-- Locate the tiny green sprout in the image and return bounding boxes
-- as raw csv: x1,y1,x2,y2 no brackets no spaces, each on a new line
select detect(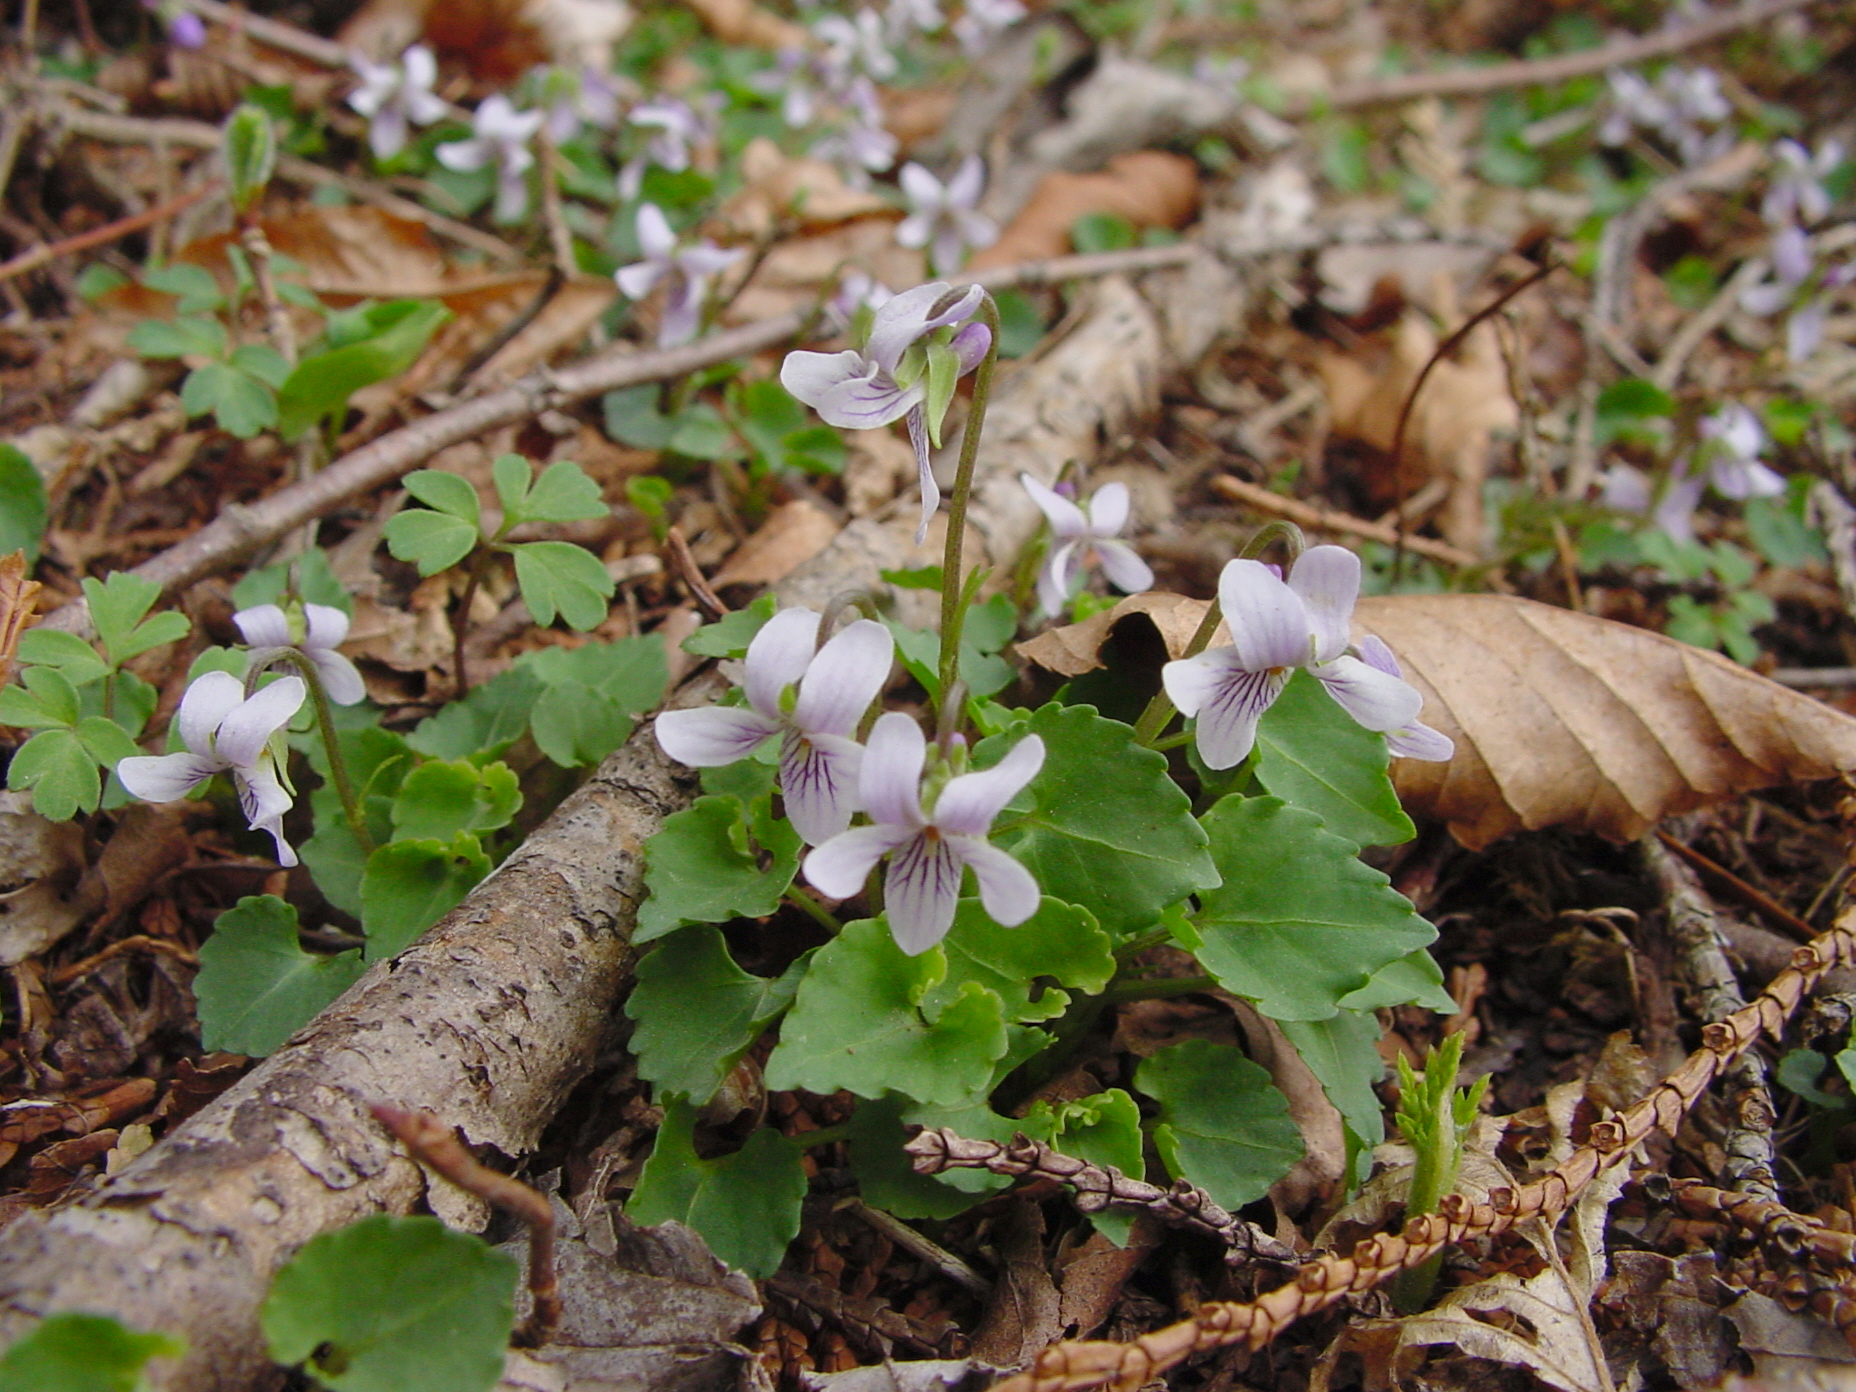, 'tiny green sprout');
224,104,277,219
1392,1030,1489,1311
